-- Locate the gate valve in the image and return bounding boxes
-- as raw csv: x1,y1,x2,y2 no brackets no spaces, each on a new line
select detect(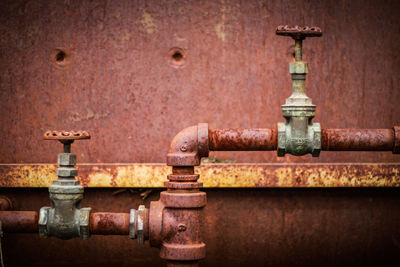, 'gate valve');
39,130,91,240
276,25,322,157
